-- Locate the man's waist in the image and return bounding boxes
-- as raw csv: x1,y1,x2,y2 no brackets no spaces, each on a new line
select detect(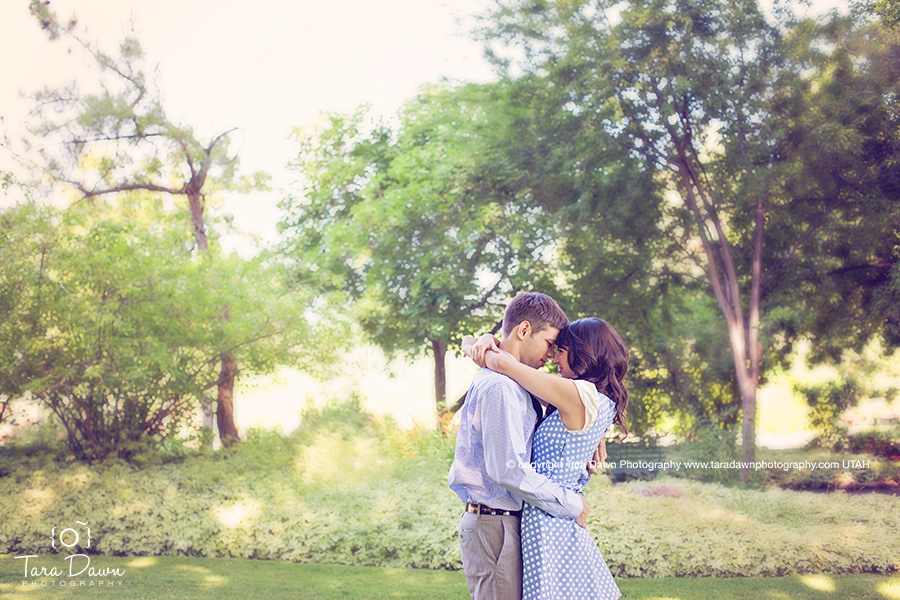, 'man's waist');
465,502,522,517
